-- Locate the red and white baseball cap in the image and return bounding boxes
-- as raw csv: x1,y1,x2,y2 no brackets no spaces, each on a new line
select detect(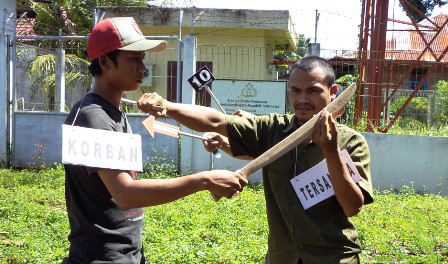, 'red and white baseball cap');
86,17,167,62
